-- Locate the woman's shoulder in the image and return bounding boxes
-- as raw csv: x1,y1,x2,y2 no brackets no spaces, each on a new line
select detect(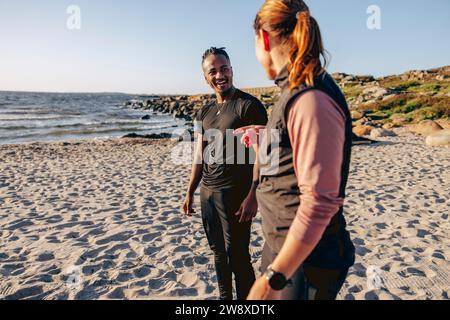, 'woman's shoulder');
290,89,346,120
